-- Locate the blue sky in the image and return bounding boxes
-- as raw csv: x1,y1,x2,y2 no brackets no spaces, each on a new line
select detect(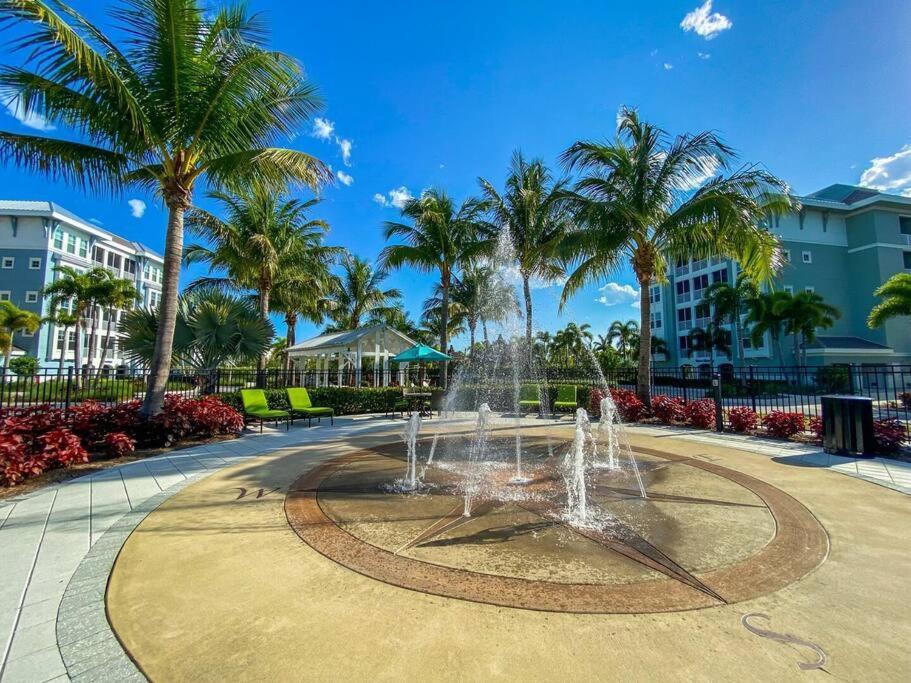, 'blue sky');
2,0,910,346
